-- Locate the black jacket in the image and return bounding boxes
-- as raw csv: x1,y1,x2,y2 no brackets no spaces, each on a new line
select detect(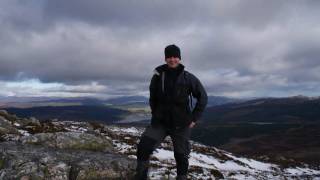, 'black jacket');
149,63,208,129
